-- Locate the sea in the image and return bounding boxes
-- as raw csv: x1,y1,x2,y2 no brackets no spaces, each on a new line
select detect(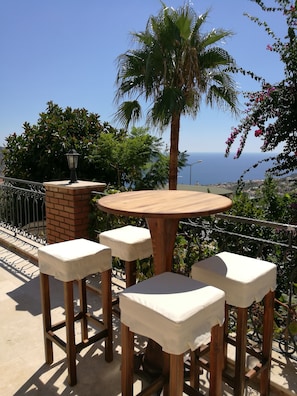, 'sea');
178,152,284,185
